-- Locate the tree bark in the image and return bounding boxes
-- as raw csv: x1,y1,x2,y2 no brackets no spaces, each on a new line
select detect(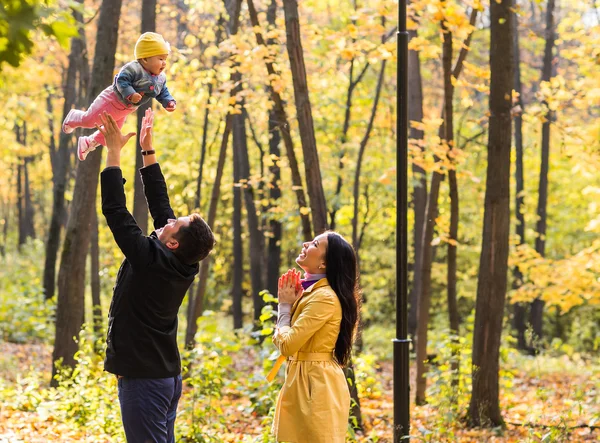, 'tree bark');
239,108,266,322
247,0,312,240
52,0,123,386
438,10,461,393
23,156,35,240
15,125,35,247
43,4,85,300
16,160,23,247
511,4,529,352
195,17,225,212
468,0,513,426
90,204,102,341
352,57,386,251
530,0,556,344
265,0,282,298
132,0,157,235
414,6,478,405
185,115,233,348
175,0,189,48
232,116,244,329
282,0,328,234
0,191,9,256
345,360,363,431
407,24,427,339
330,0,361,230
